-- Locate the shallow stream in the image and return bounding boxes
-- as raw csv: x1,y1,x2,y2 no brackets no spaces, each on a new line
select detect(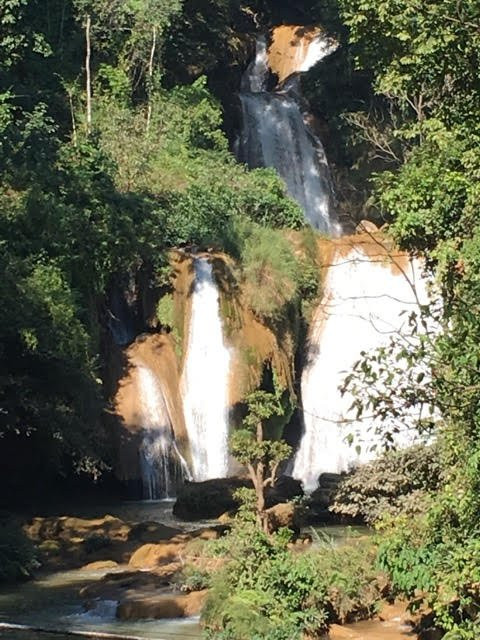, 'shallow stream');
0,502,409,640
